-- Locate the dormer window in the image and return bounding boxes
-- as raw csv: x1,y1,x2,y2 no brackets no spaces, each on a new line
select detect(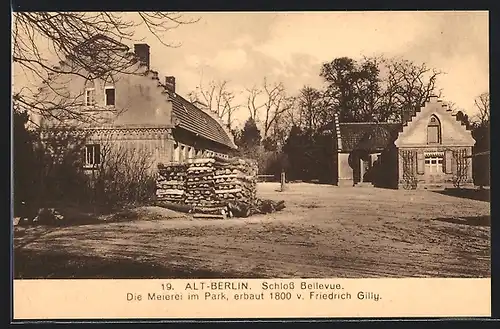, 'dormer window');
105,86,115,106
427,115,441,144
